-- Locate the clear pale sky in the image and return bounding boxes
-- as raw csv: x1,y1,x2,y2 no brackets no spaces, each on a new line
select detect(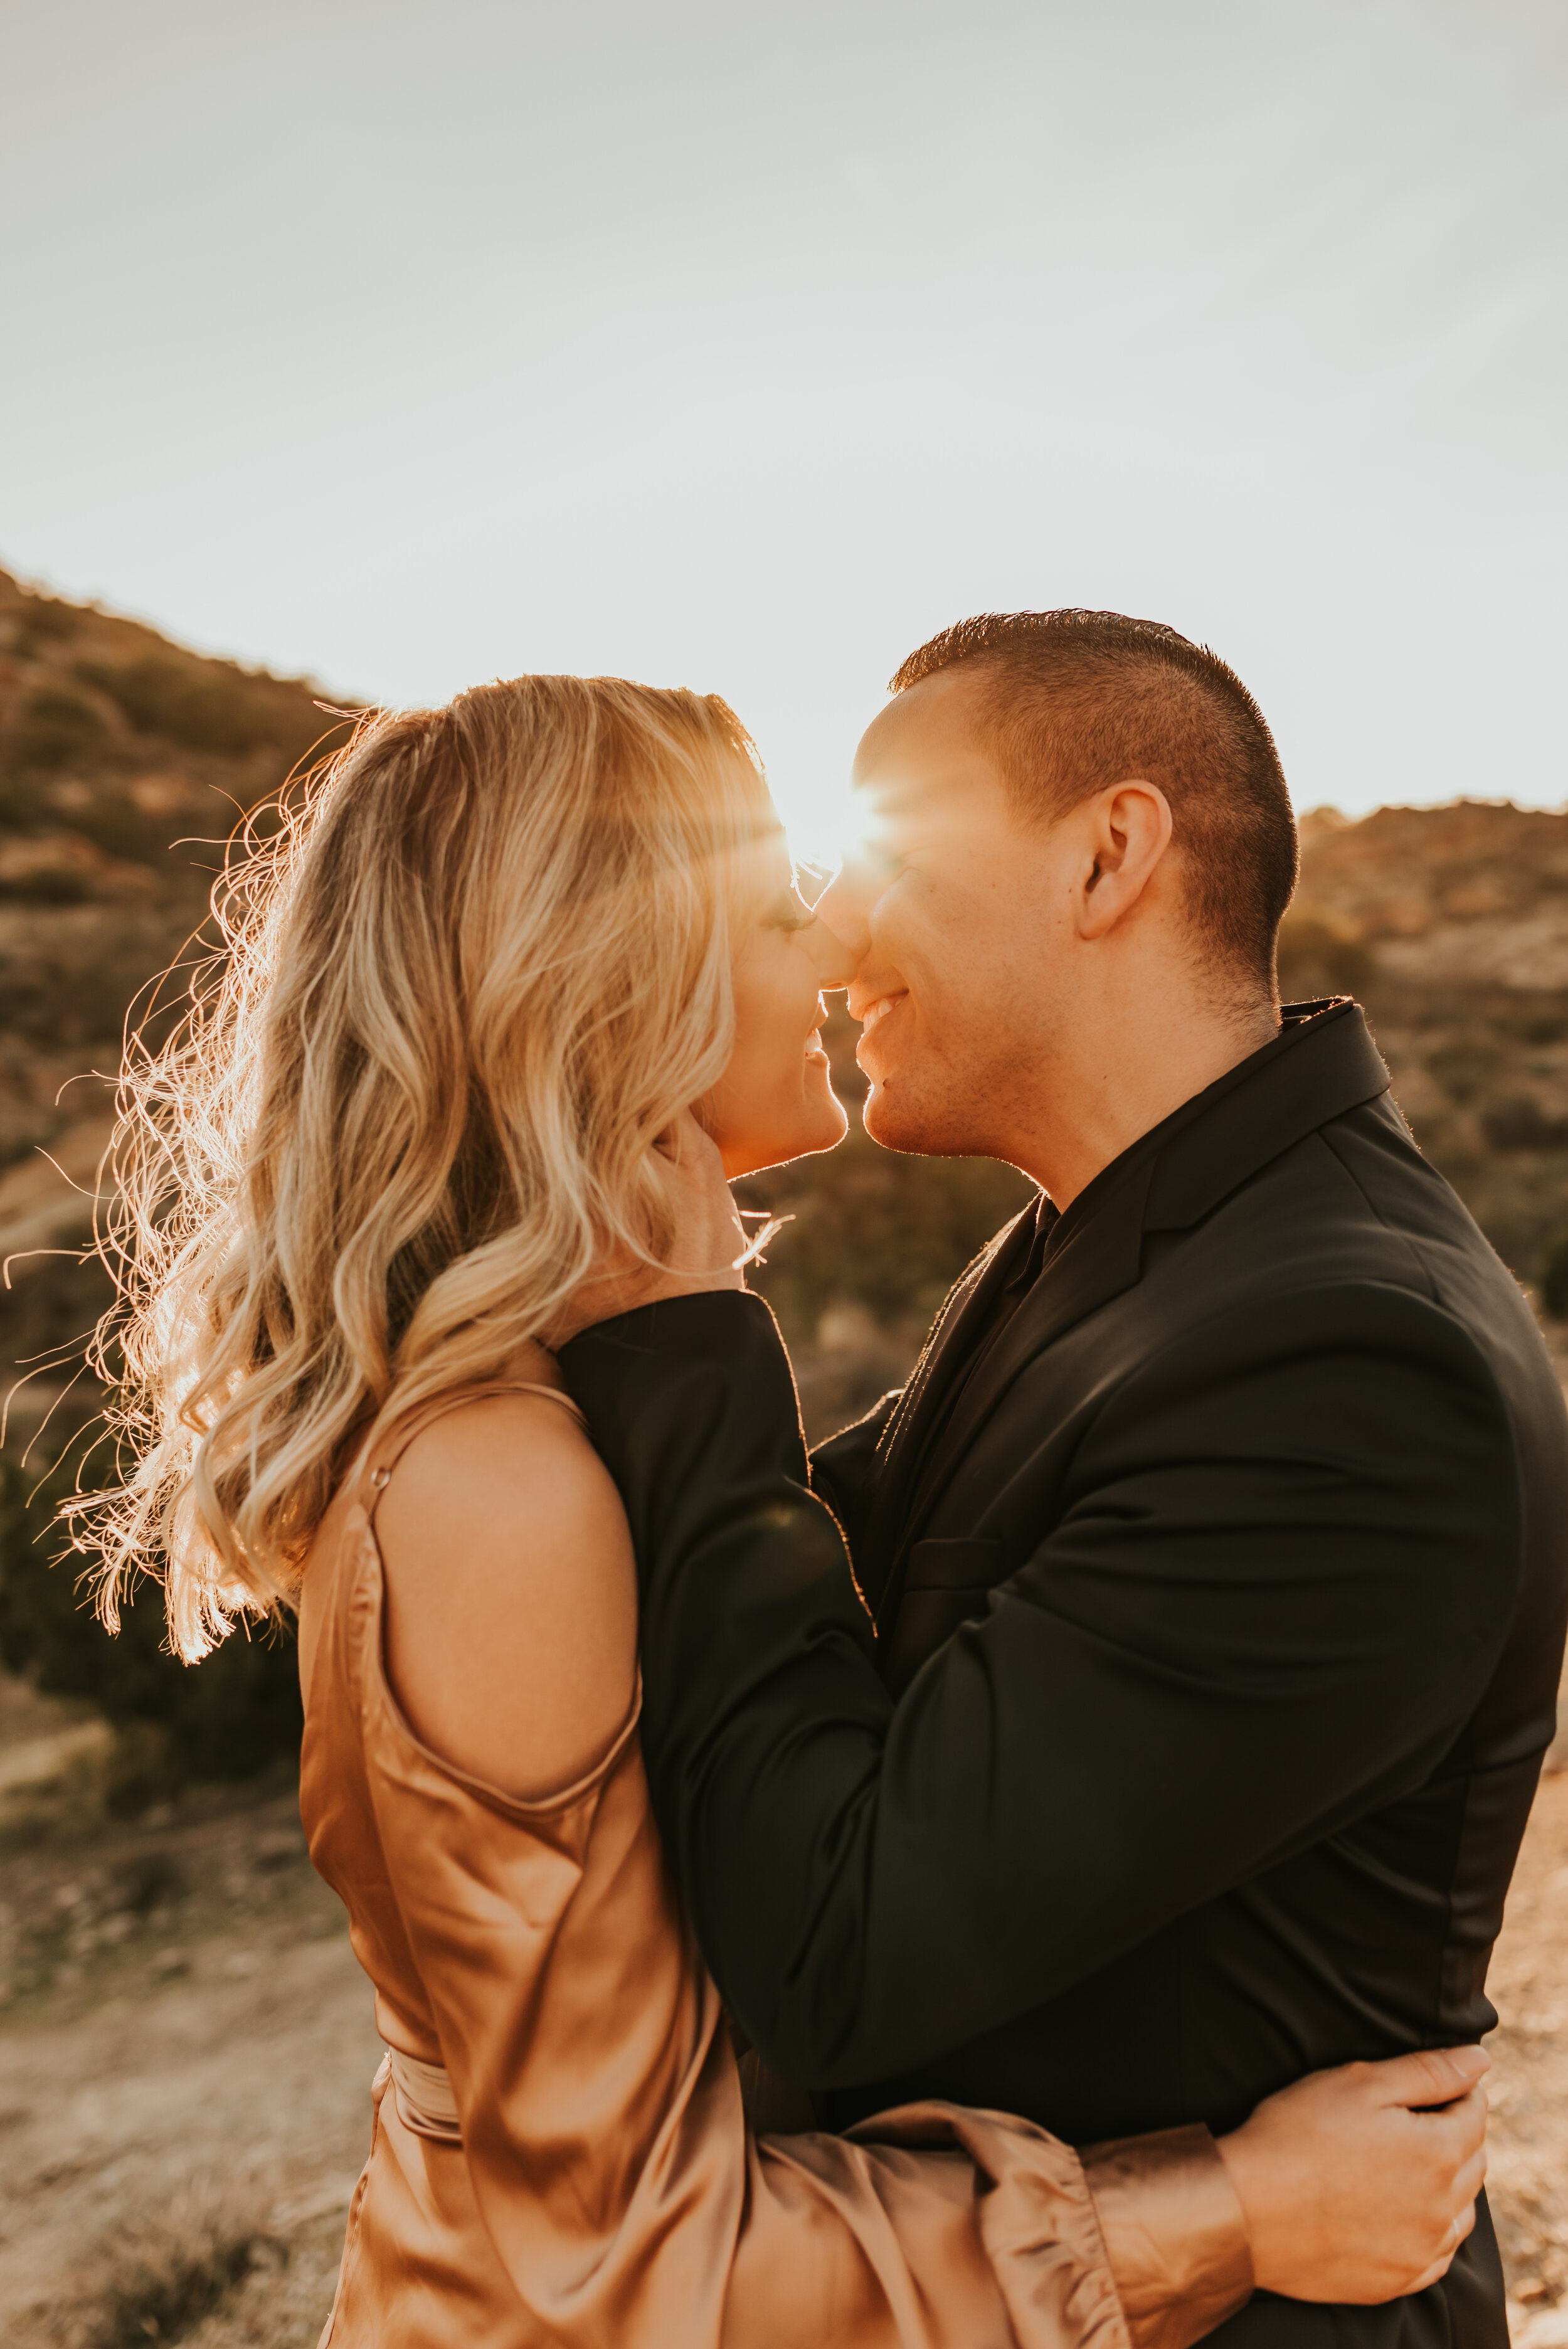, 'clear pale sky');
4,0,1564,858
